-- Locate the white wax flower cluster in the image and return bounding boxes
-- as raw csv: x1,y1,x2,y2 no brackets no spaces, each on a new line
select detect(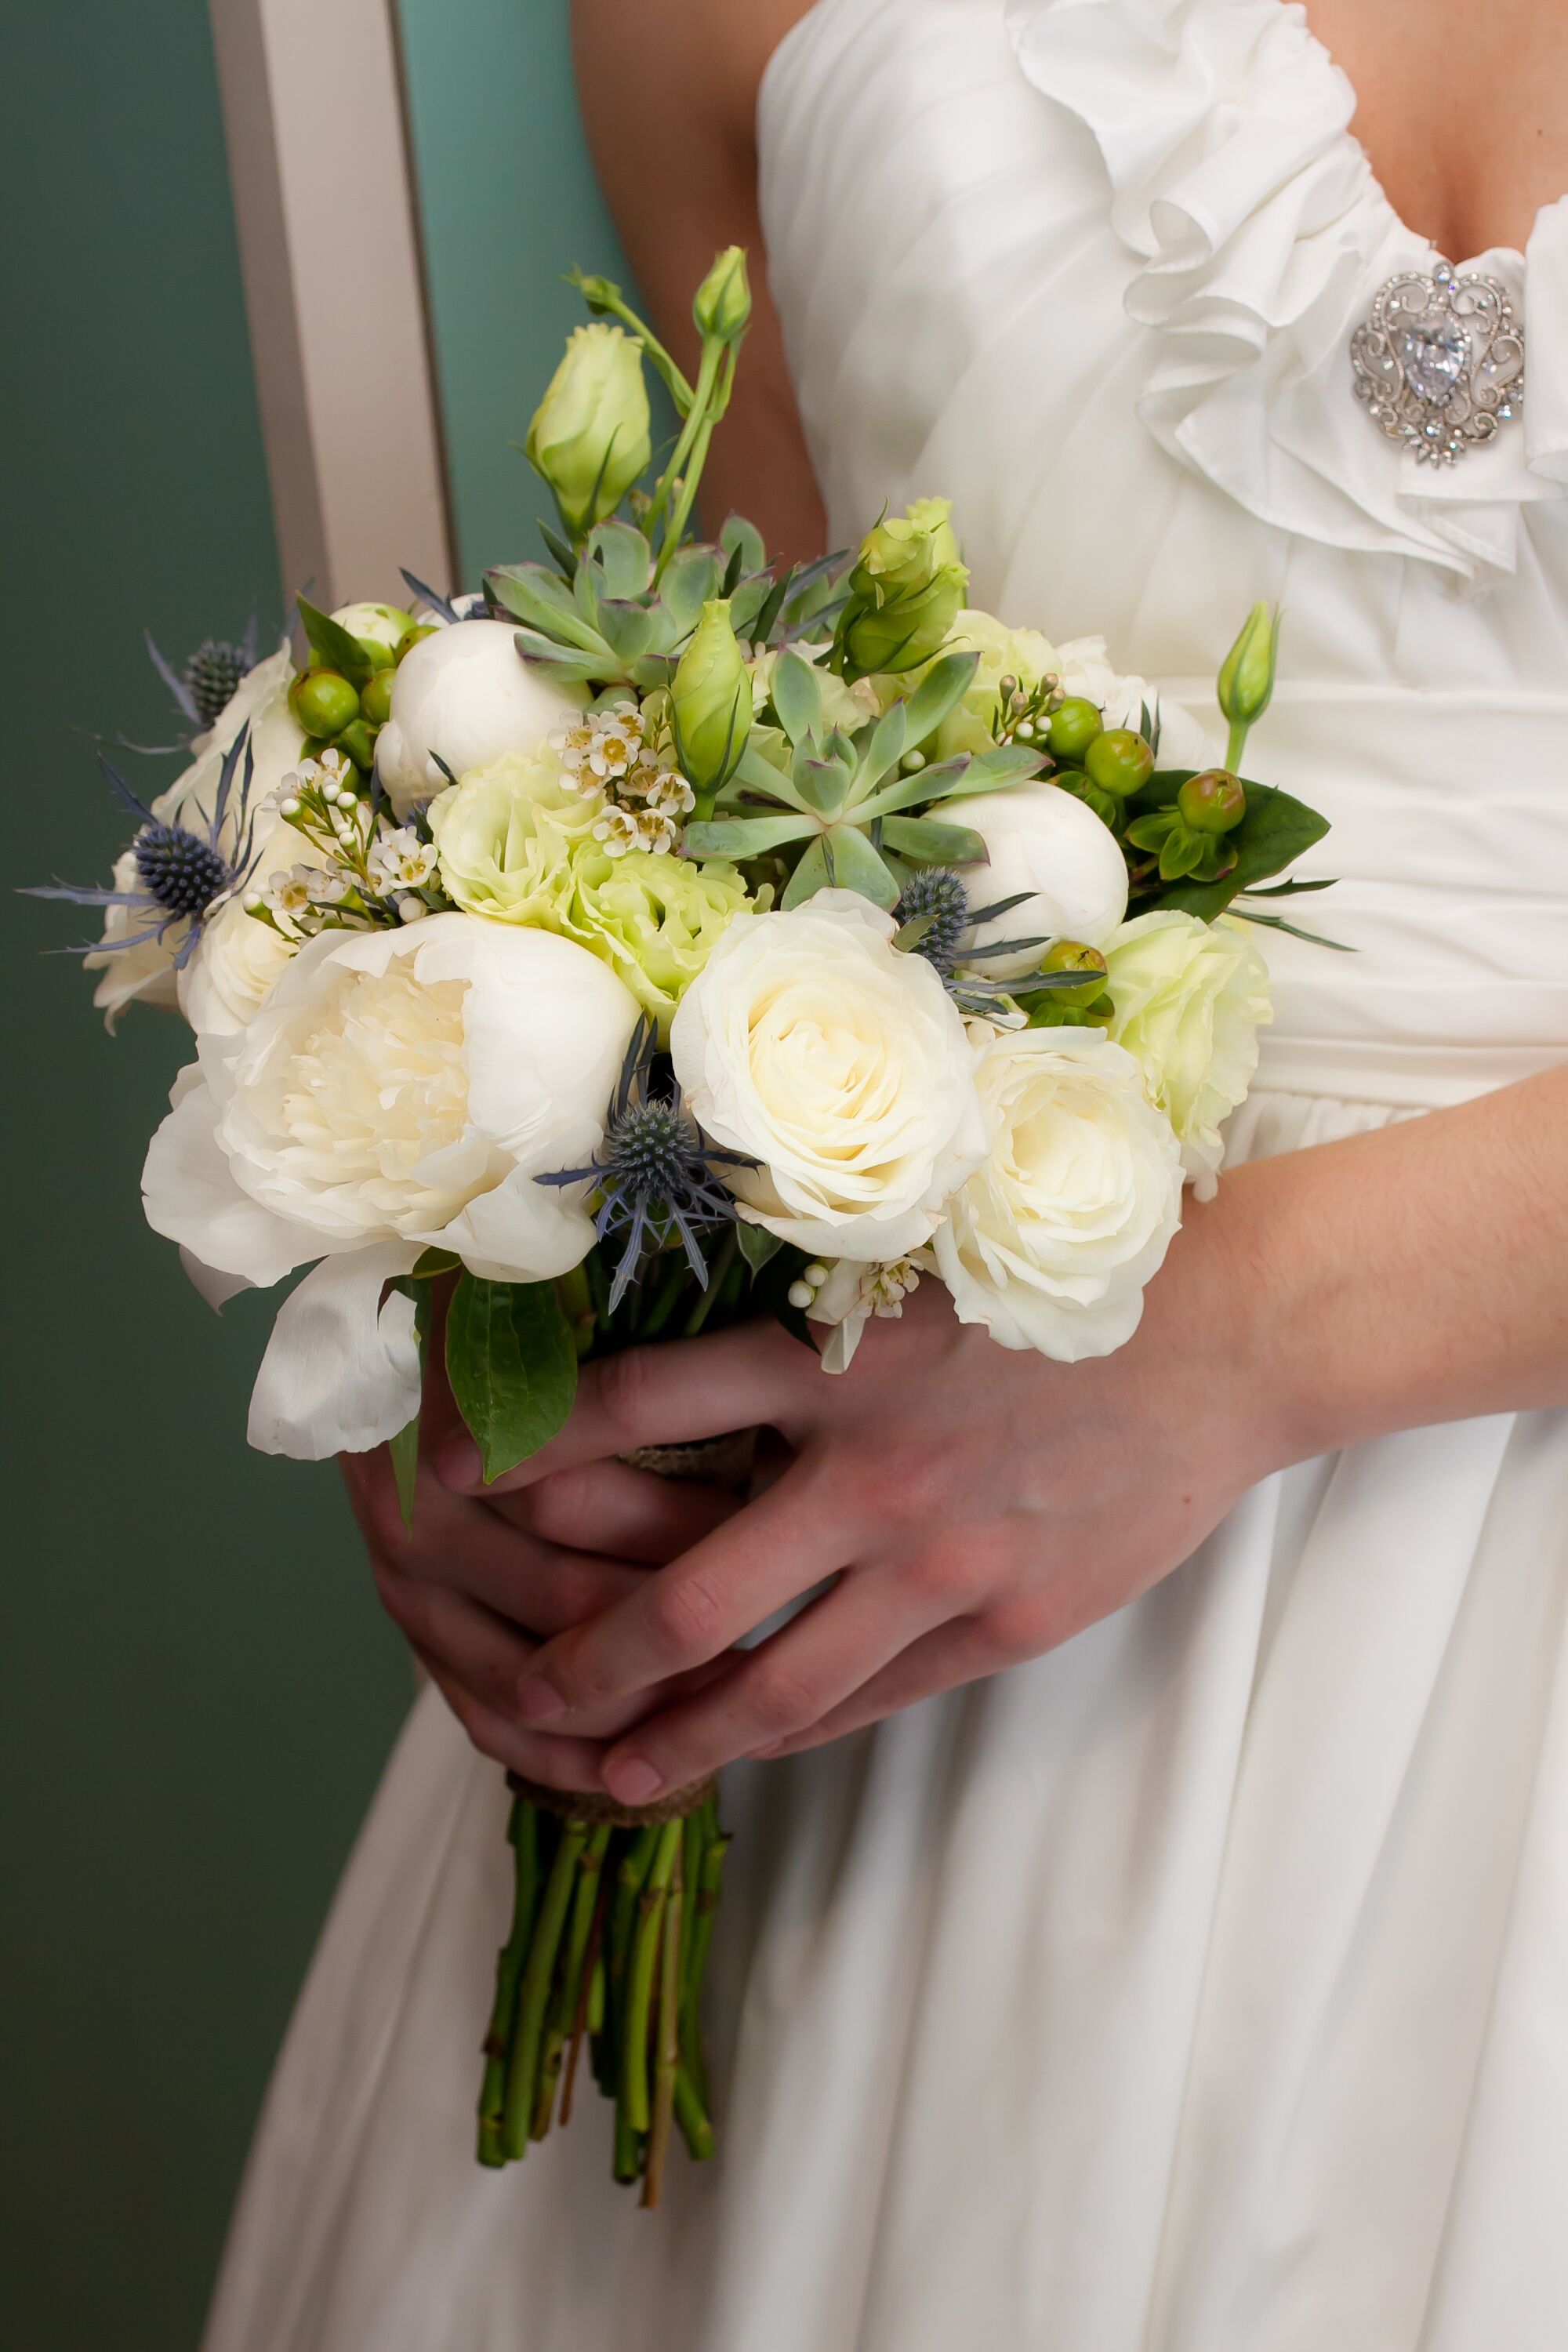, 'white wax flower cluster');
550,701,696,855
